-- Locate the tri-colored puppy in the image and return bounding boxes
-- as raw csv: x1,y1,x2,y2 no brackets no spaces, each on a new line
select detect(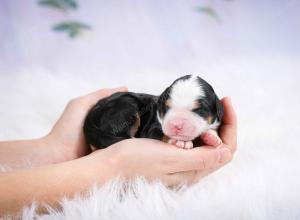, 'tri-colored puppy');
84,75,223,149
